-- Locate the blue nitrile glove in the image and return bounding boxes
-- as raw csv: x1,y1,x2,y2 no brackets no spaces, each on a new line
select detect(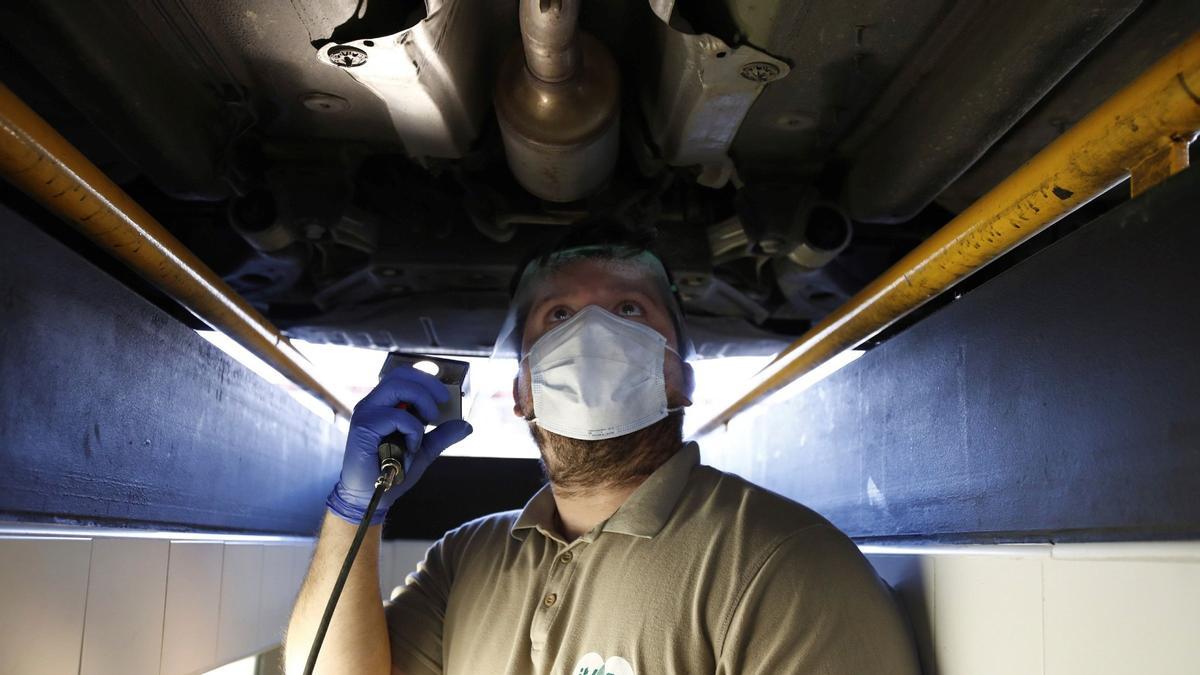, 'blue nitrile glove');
326,366,473,525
